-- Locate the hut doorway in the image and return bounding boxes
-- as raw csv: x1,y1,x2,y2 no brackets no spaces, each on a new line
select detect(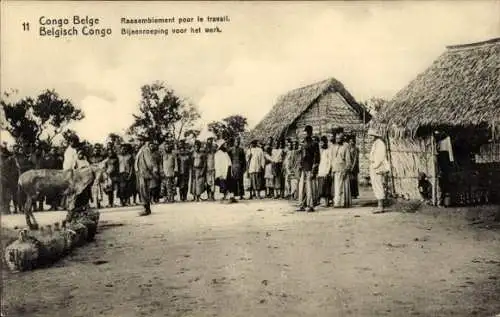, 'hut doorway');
435,128,498,207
